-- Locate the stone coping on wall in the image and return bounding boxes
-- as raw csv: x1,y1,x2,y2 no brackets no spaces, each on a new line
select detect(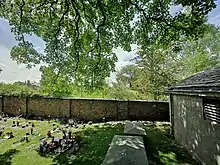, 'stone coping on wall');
0,95,168,103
